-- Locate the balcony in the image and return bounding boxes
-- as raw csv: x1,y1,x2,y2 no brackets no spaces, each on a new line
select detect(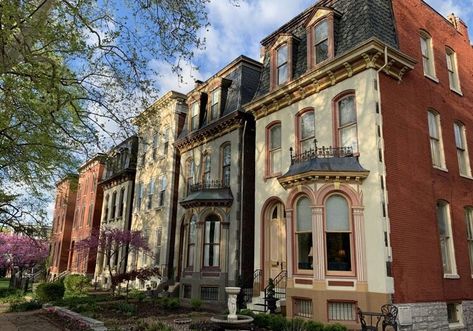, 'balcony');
278,141,369,189
180,179,233,209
